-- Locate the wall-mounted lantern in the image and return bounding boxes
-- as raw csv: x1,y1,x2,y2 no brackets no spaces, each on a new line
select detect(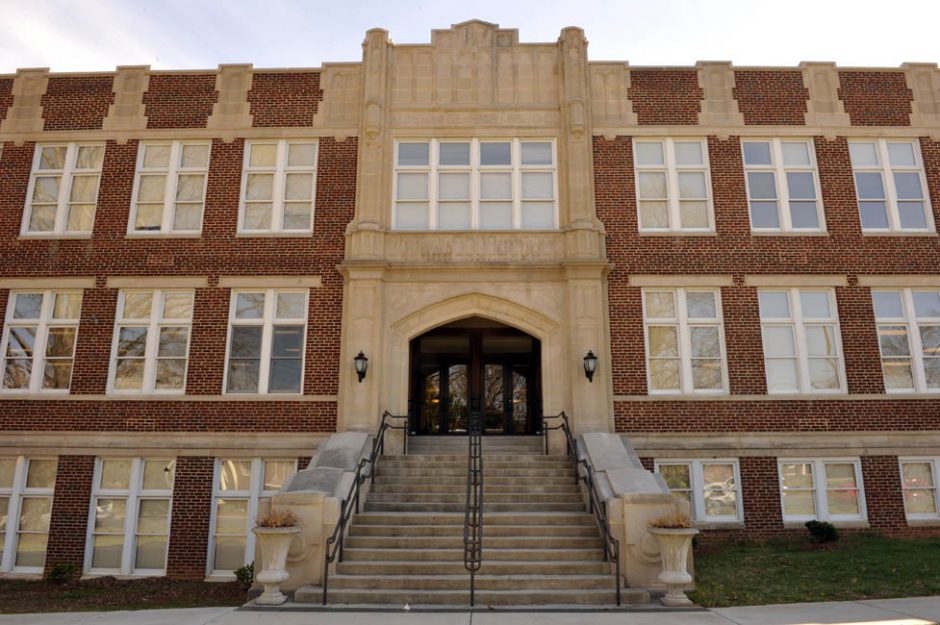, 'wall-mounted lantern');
583,350,598,383
354,351,369,383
